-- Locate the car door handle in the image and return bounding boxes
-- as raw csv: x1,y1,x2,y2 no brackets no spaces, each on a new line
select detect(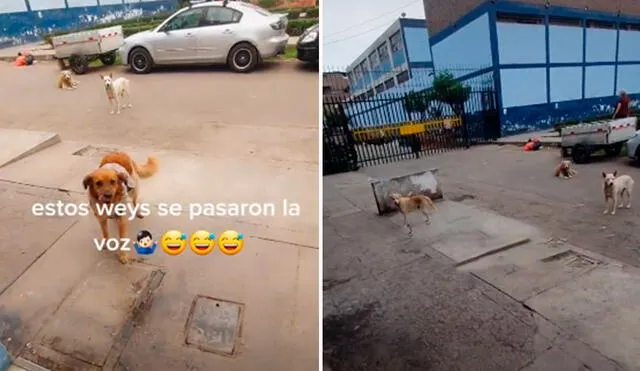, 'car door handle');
186,33,195,37
223,29,233,34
